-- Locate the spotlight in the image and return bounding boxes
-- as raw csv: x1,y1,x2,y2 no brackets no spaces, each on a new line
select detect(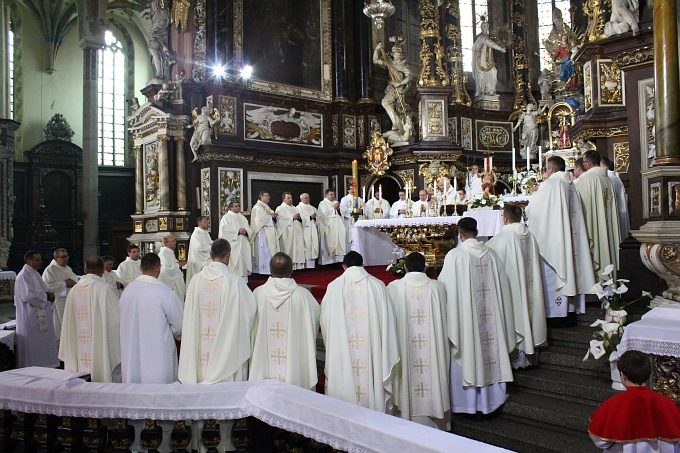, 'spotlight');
212,65,226,79
240,65,253,79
